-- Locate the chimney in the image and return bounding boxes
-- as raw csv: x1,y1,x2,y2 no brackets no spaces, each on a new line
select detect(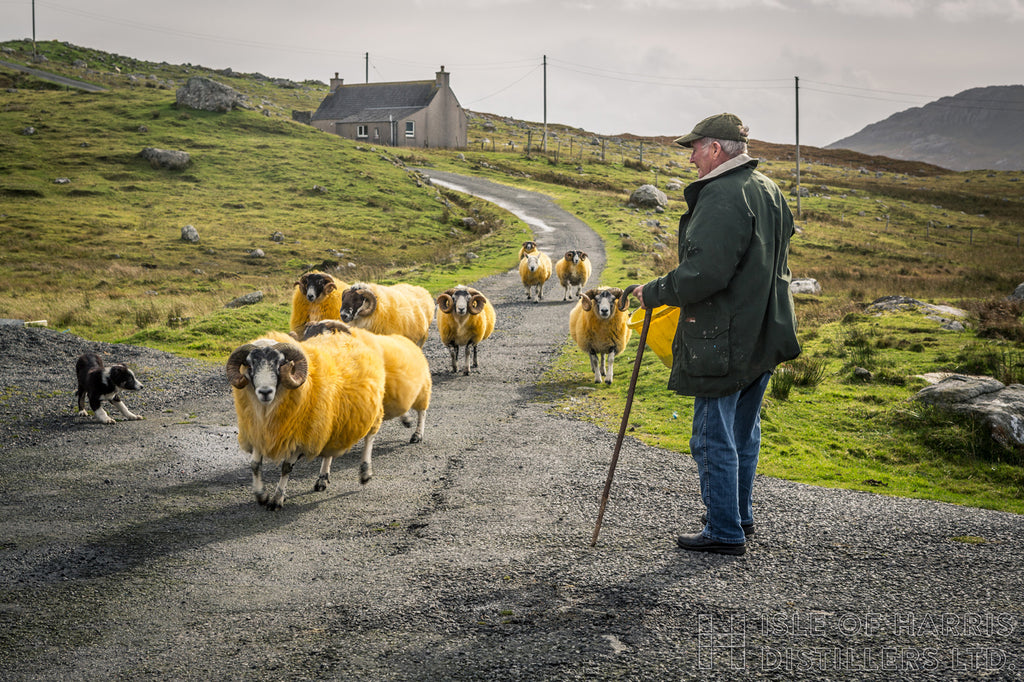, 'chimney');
330,72,344,93
436,65,449,90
